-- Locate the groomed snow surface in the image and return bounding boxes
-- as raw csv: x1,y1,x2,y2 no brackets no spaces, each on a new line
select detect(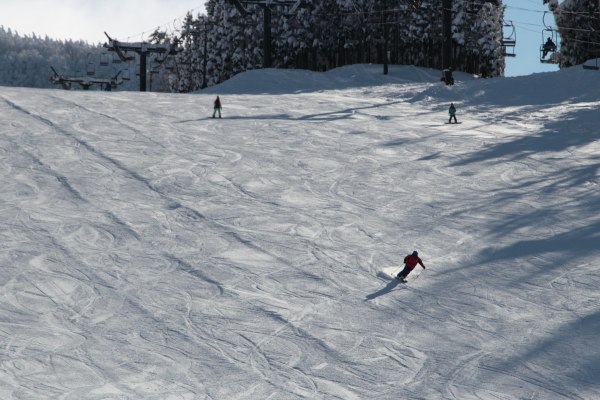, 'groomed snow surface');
1,64,600,399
